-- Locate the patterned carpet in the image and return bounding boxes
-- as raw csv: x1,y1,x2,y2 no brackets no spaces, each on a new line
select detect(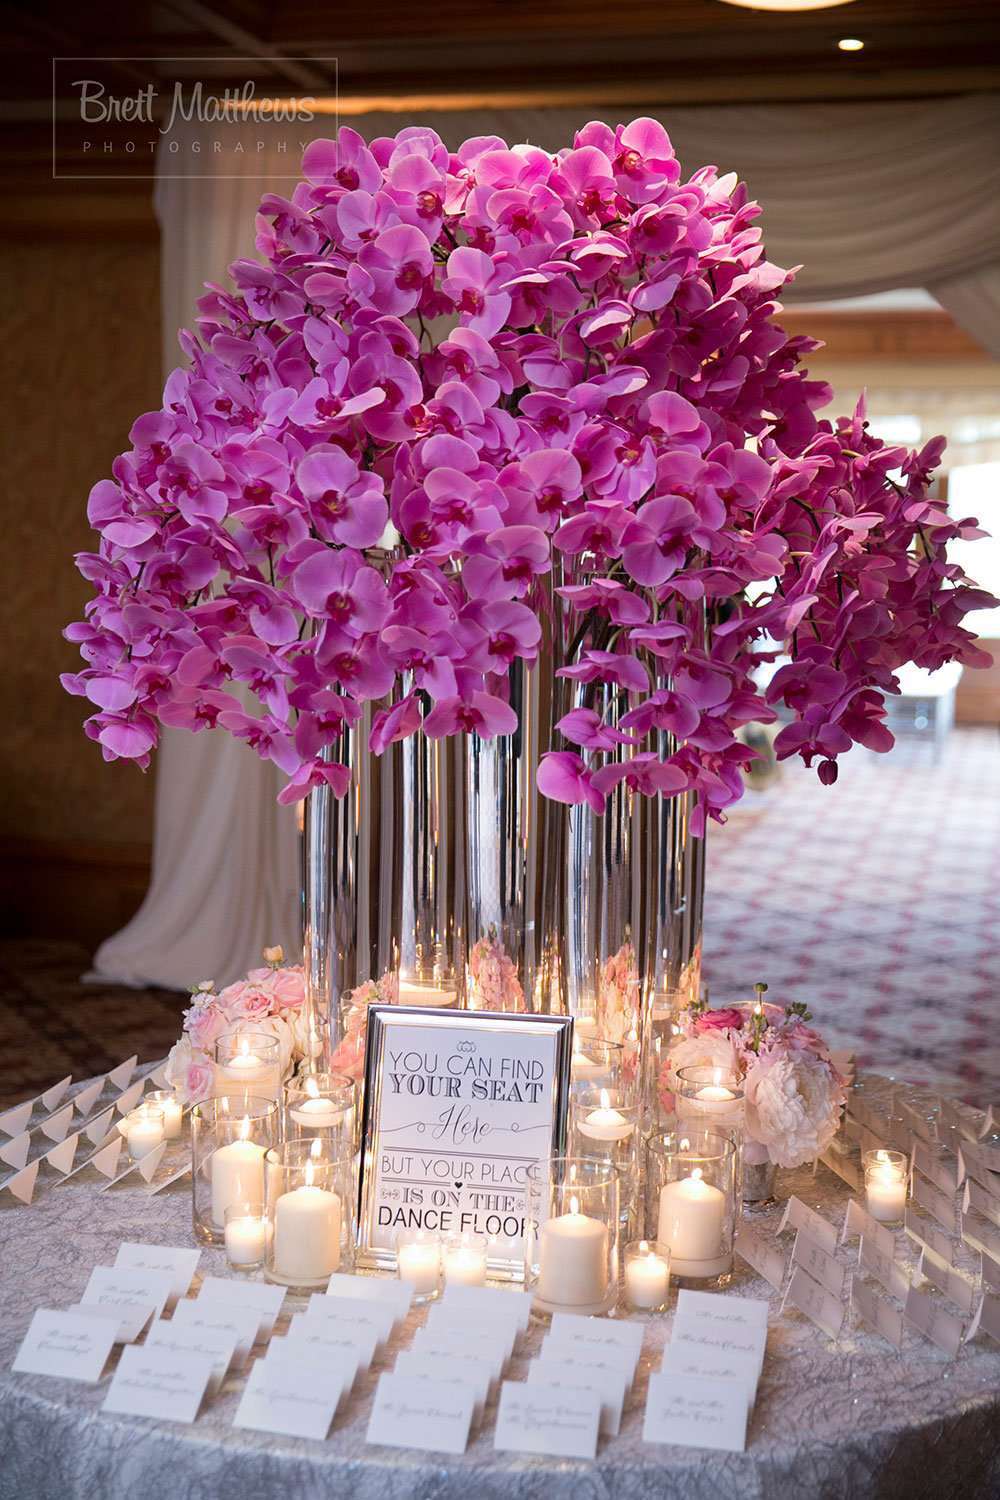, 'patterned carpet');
703,725,1000,1106
0,727,996,1108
